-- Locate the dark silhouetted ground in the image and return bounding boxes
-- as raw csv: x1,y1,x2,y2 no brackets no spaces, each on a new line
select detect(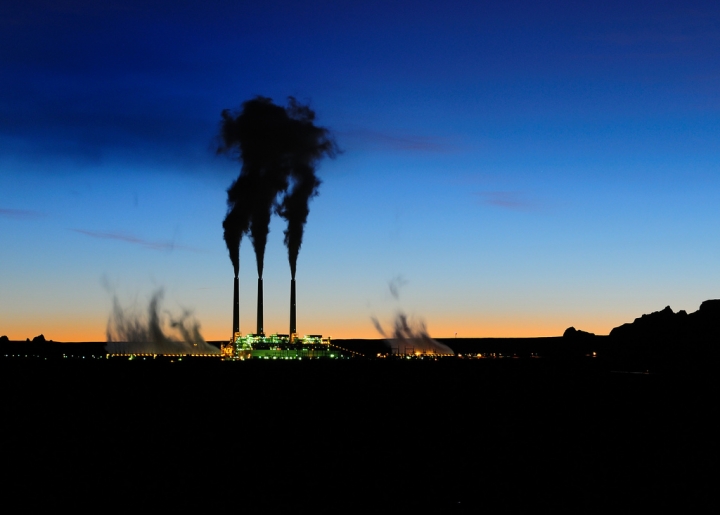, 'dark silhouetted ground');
1,358,717,511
